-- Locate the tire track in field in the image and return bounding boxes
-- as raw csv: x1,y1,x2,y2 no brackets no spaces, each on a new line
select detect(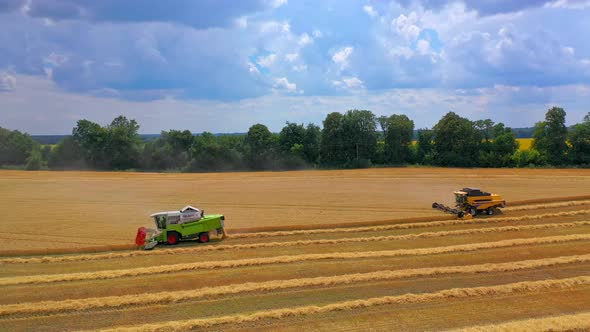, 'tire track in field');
231,209,590,239
3,220,589,264
505,200,590,212
91,276,590,332
1,234,588,286
1,254,588,318
450,311,590,332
